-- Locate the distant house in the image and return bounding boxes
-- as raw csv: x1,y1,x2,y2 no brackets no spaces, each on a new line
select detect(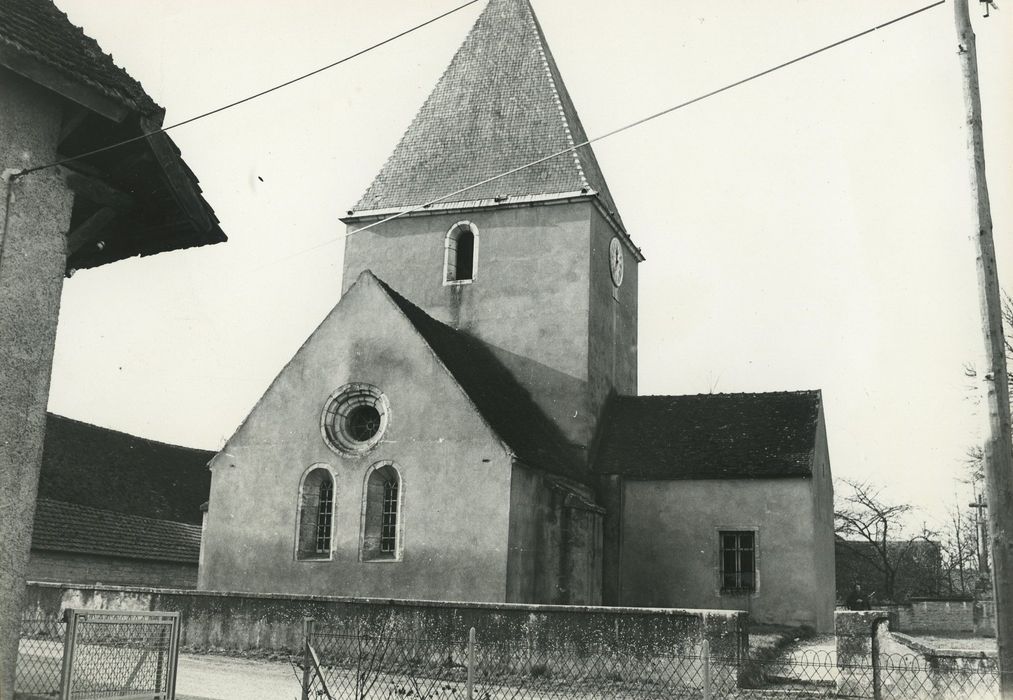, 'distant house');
29,499,201,588
835,537,942,603
27,414,213,588
38,413,213,525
